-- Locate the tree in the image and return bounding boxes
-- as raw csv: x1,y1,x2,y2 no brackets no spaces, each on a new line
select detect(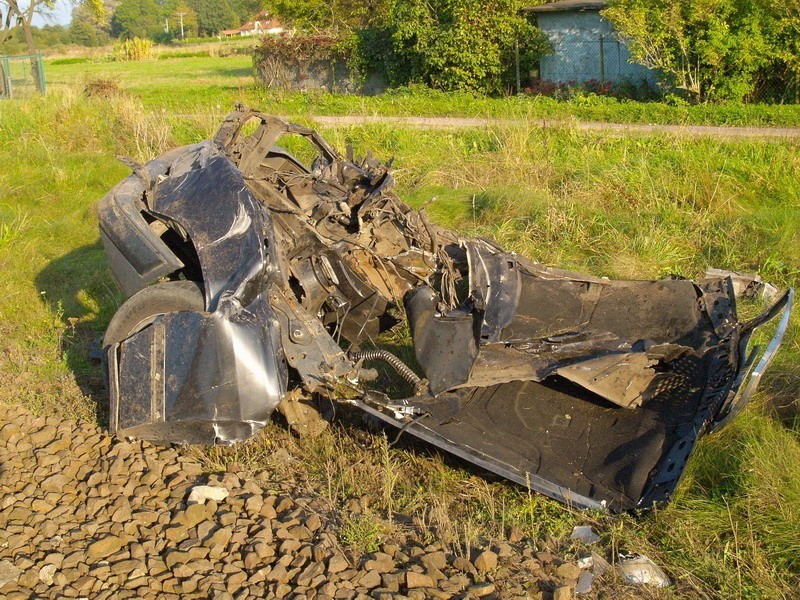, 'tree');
171,2,198,38
189,0,237,36
69,1,113,46
603,0,781,102
264,0,391,31
111,0,161,38
228,0,263,25
1,0,103,52
376,0,548,94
